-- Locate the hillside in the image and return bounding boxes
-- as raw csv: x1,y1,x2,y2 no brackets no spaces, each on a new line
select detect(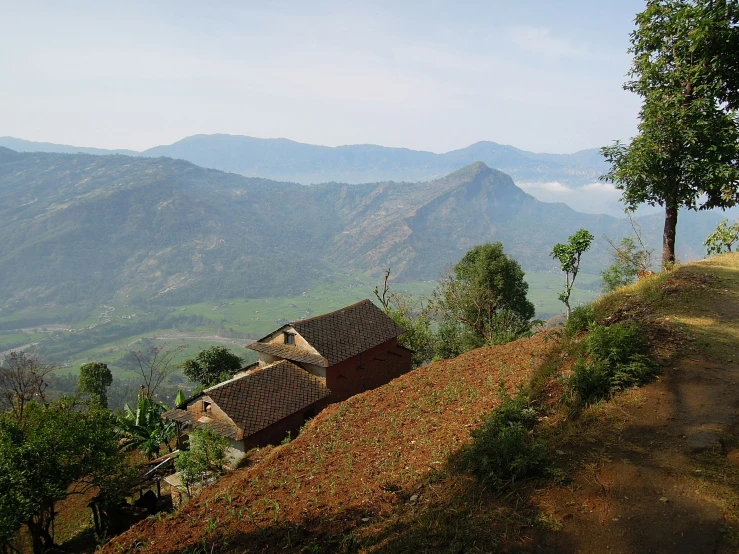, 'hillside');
1,134,607,186
104,254,739,553
0,149,722,317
